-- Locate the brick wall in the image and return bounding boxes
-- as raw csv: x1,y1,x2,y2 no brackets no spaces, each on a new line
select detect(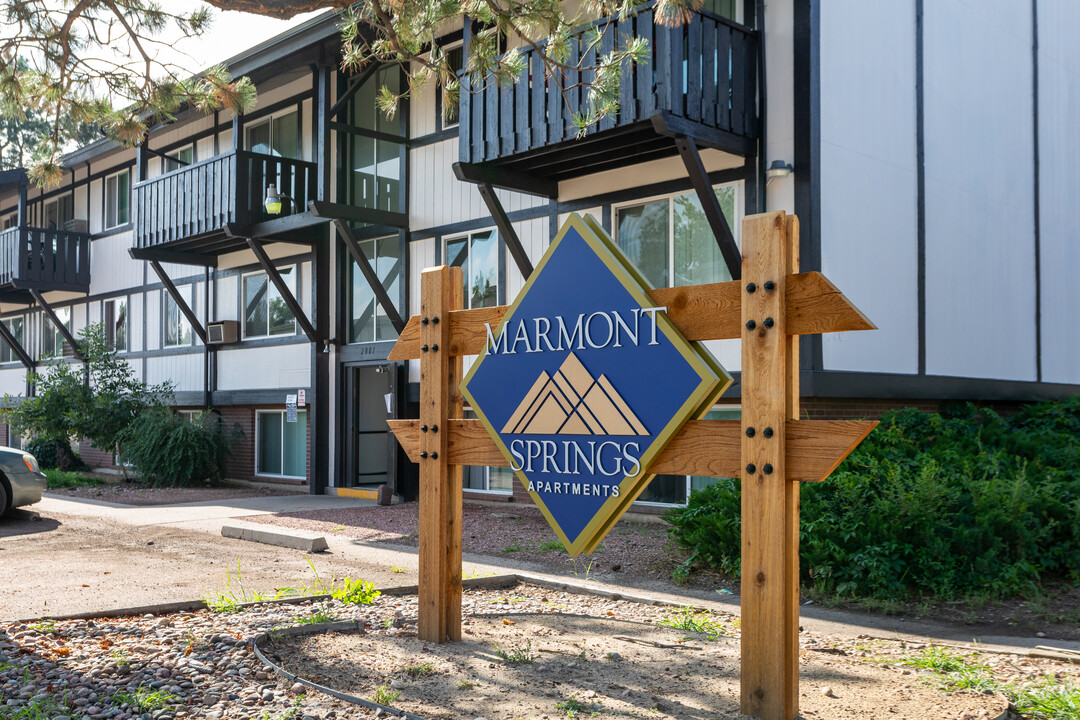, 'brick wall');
217,405,310,487
77,440,115,468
